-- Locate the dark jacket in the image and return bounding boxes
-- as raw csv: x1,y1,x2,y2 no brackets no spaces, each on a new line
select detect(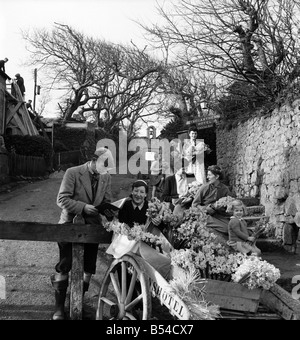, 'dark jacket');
16,76,25,95
161,175,179,203
118,199,149,228
192,179,234,208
